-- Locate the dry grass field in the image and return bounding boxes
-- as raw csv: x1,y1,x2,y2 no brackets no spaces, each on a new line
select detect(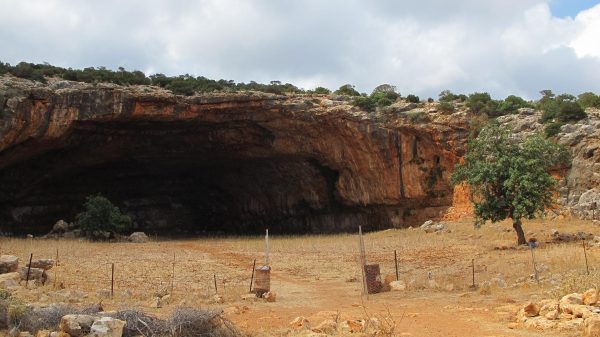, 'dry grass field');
2,216,600,336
